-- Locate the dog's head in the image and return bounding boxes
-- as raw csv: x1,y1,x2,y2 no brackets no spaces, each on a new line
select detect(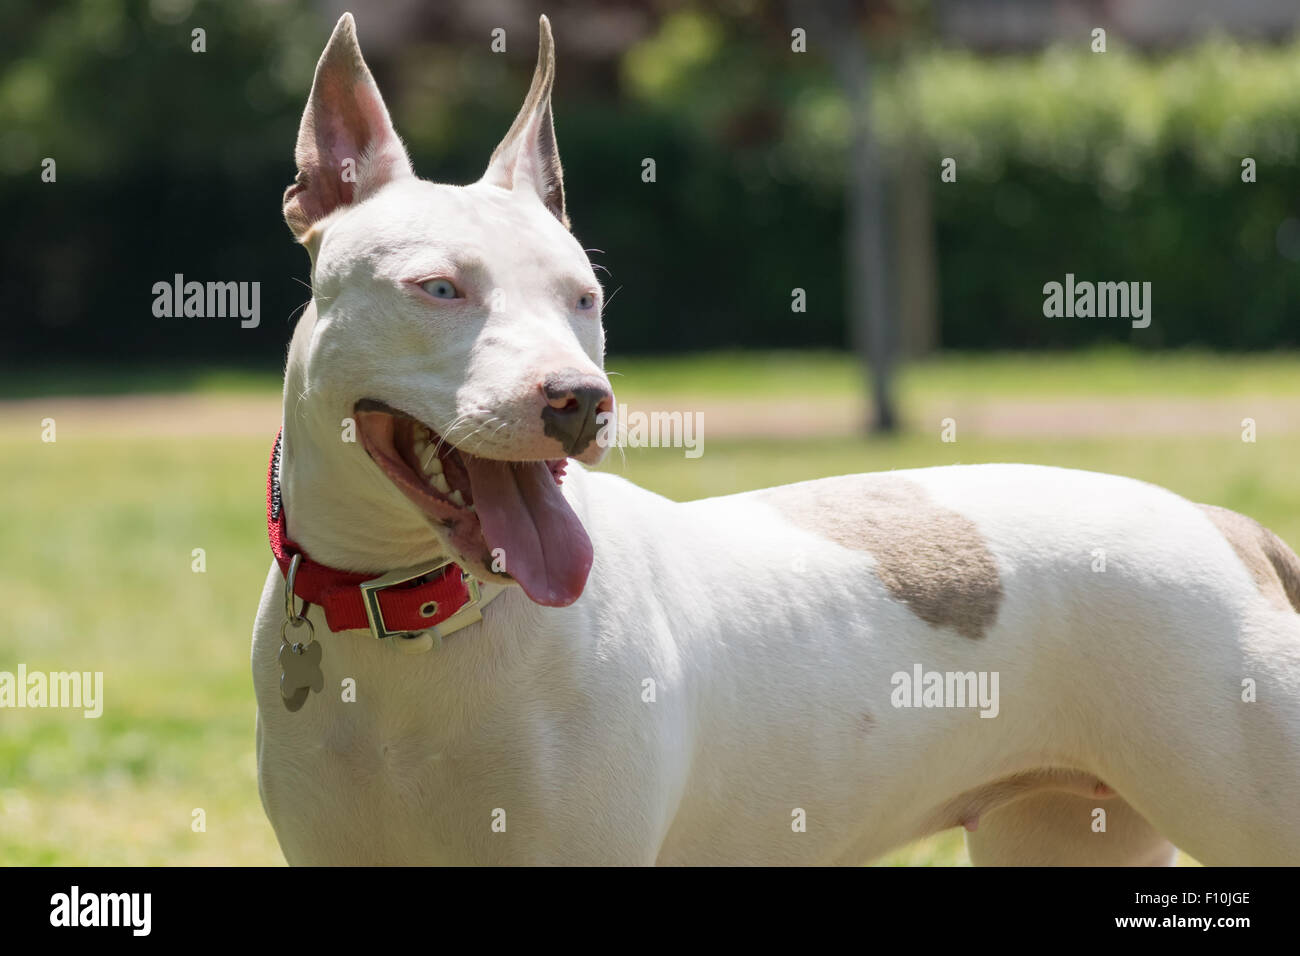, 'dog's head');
283,13,610,607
